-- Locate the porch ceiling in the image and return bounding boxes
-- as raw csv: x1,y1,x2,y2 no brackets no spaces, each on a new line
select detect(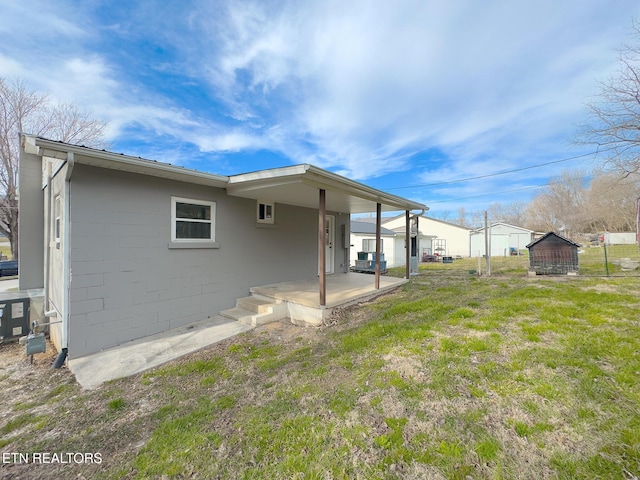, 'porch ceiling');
227,164,426,214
